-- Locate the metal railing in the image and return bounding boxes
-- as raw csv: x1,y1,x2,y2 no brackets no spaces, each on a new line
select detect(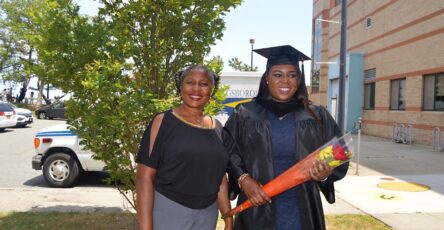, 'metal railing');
392,123,412,144
433,127,444,151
